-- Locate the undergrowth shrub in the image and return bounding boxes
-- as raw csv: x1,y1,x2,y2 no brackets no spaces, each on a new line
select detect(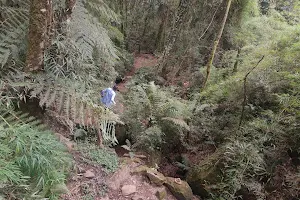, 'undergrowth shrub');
0,107,72,199
124,82,191,153
188,7,300,199
78,142,119,173
219,140,266,199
